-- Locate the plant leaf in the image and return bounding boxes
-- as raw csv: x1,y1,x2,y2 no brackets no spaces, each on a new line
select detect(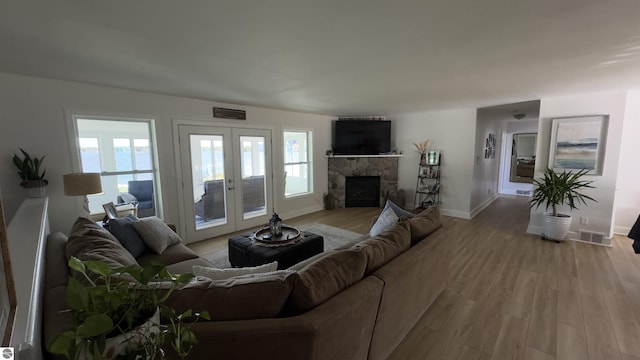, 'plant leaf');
47,331,75,355
78,314,113,337
66,277,89,310
84,260,113,277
